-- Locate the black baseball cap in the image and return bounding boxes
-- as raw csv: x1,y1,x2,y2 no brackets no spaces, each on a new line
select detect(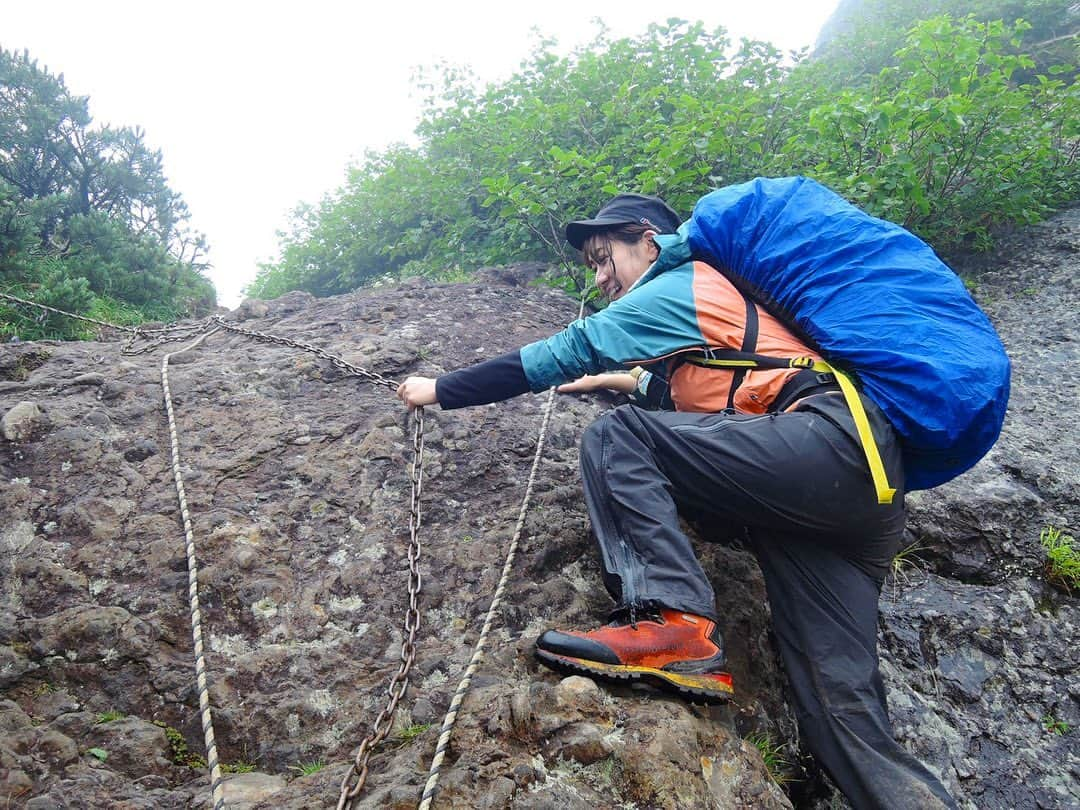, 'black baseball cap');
565,193,682,250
